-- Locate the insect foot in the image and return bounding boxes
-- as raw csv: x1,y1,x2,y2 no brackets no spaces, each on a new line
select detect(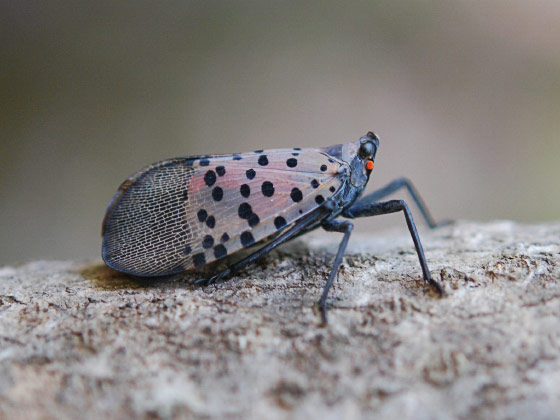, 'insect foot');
194,271,229,287
428,276,445,296
312,302,329,327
